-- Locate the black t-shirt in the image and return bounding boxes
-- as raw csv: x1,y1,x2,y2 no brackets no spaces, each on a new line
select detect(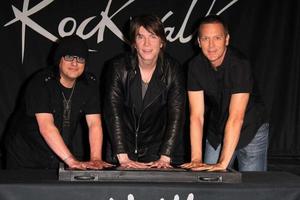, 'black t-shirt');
5,68,101,169
188,47,267,149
